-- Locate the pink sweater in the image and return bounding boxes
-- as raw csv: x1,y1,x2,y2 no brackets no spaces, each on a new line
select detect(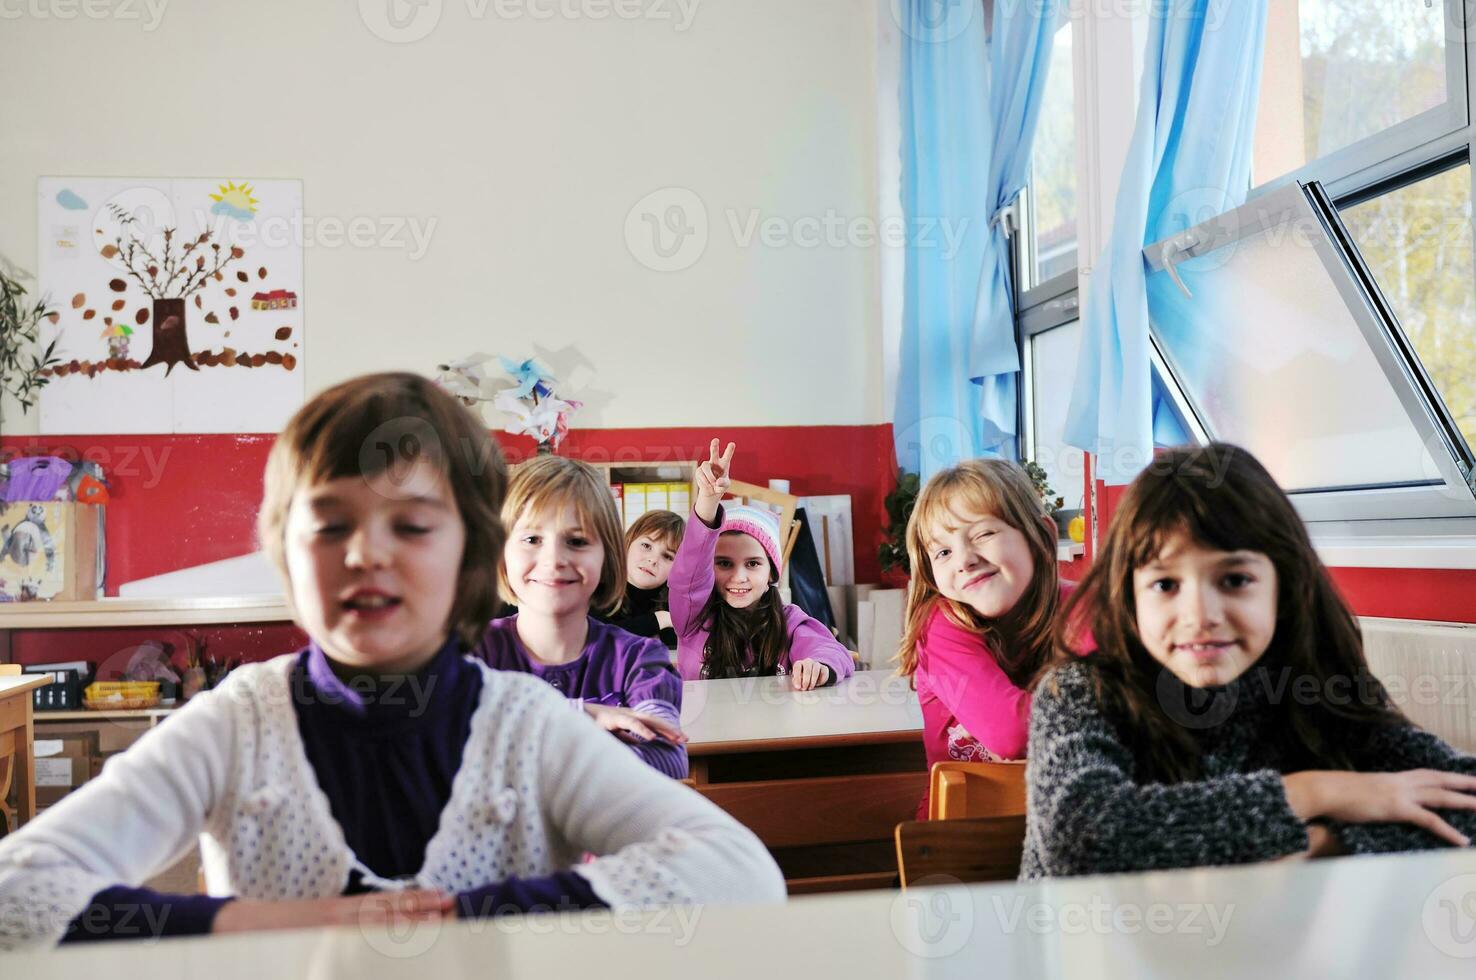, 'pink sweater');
668,506,854,684
915,582,1075,770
